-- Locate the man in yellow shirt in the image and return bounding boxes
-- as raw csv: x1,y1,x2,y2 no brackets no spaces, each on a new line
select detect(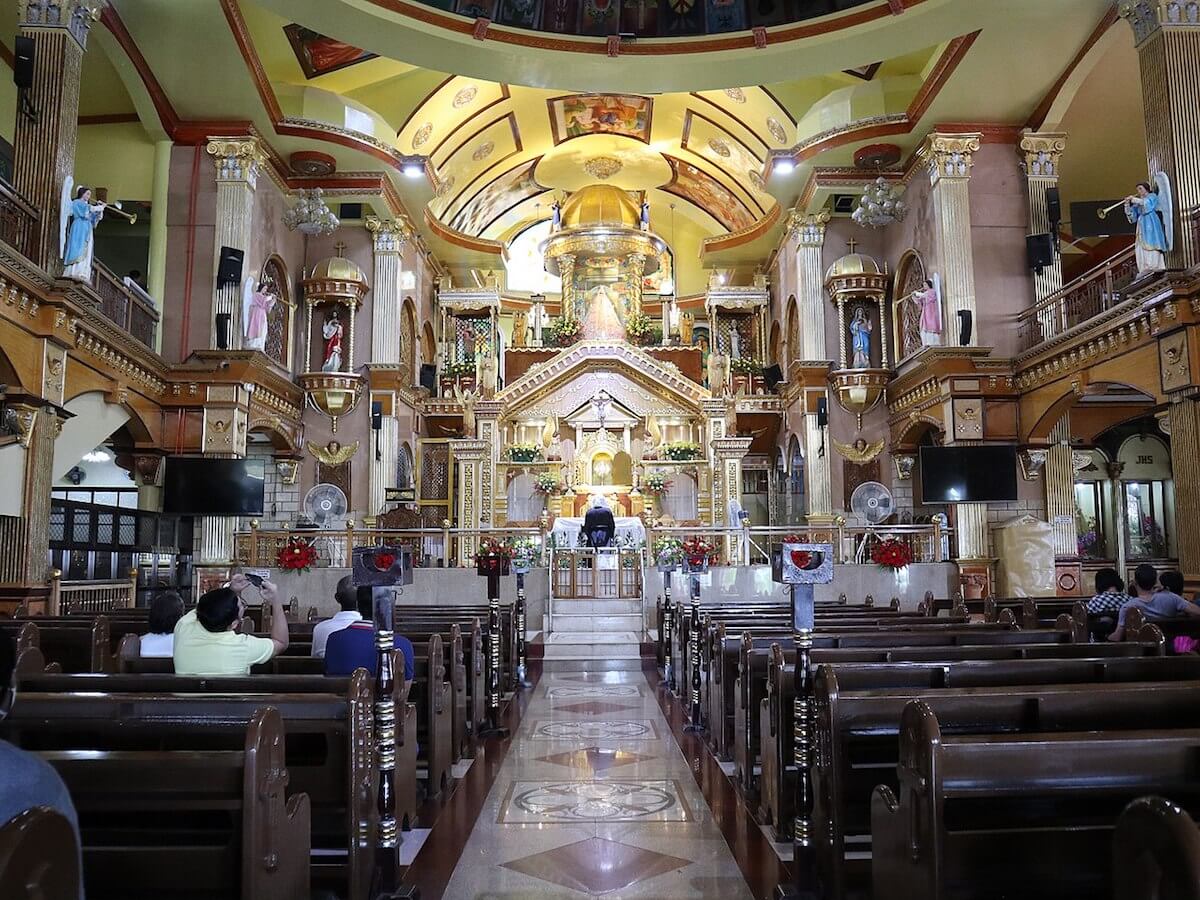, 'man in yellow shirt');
173,574,289,675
